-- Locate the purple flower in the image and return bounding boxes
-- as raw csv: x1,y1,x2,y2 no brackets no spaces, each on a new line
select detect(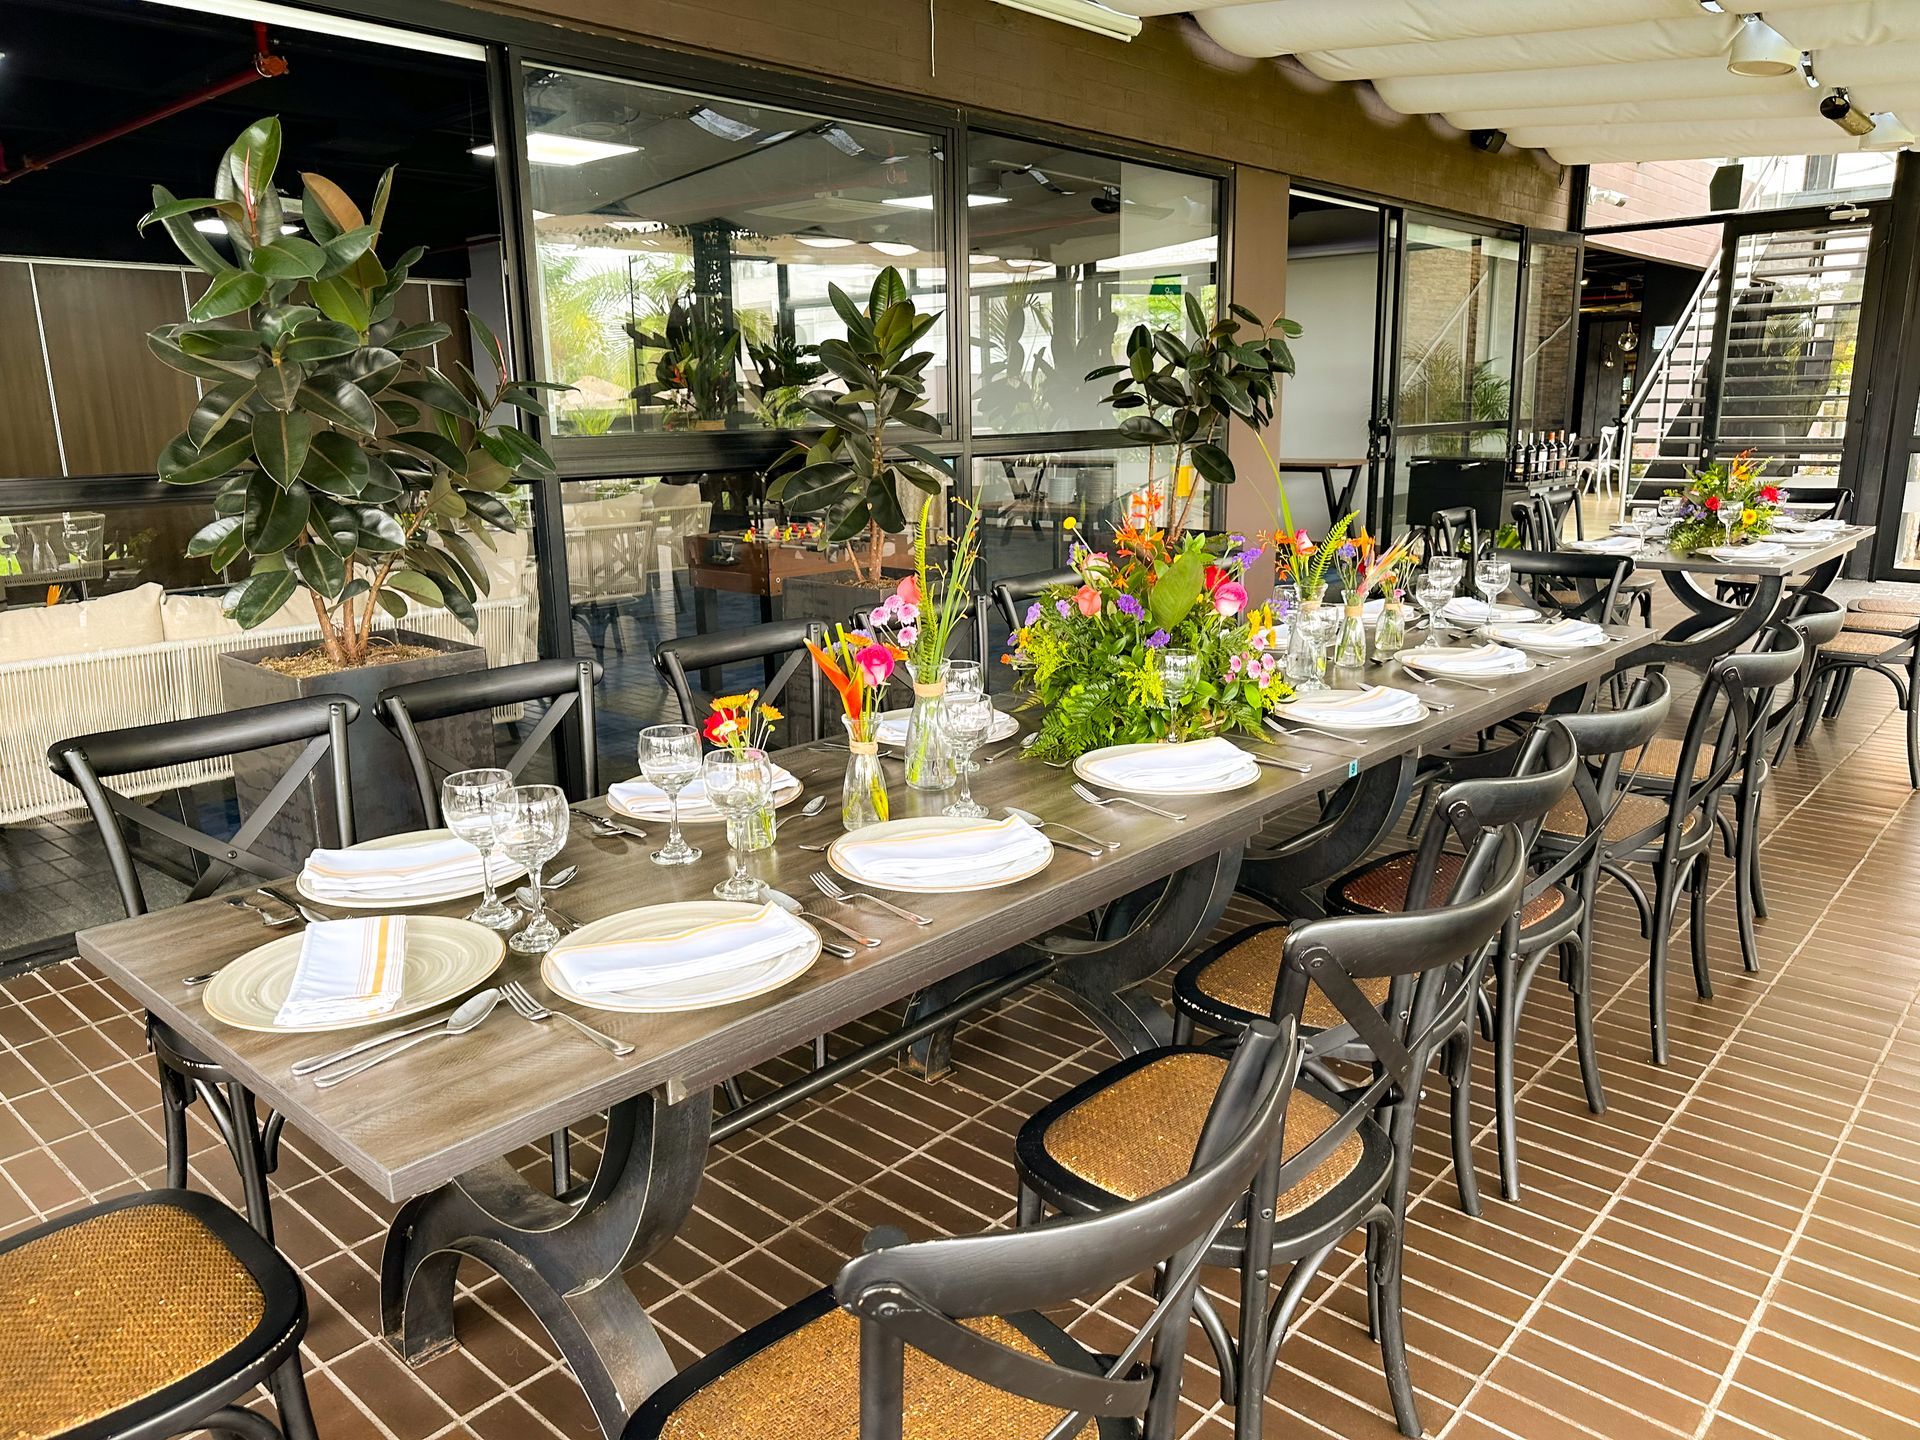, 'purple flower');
1337,541,1357,562
1228,533,1246,549
1145,629,1170,649
1114,594,1144,618
1024,601,1043,626
1055,598,1072,618
1234,546,1264,568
